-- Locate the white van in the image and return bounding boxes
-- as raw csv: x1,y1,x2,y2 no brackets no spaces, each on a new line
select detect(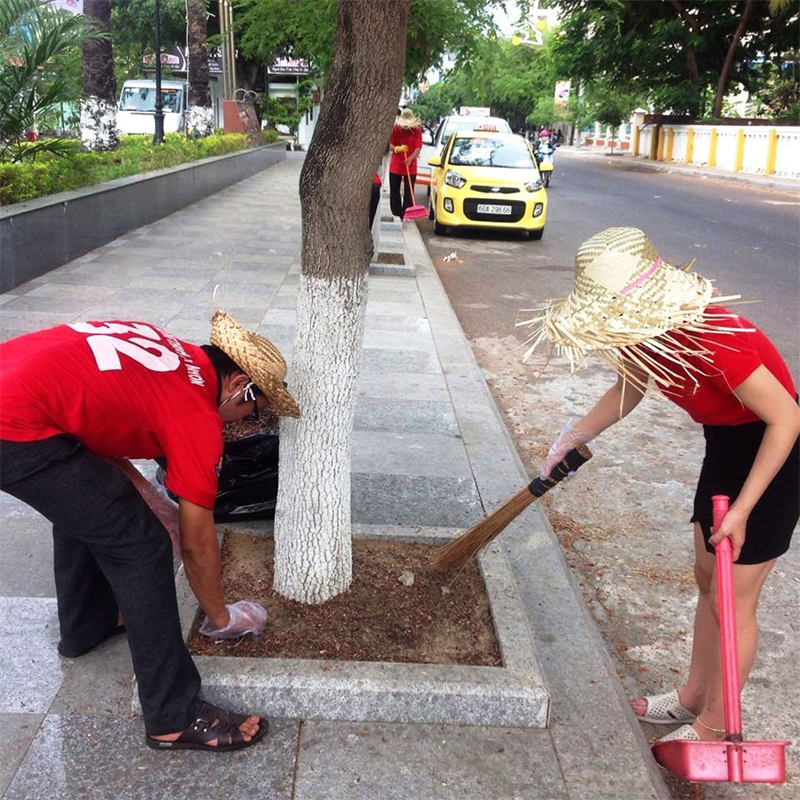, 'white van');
117,80,187,135
417,114,512,194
